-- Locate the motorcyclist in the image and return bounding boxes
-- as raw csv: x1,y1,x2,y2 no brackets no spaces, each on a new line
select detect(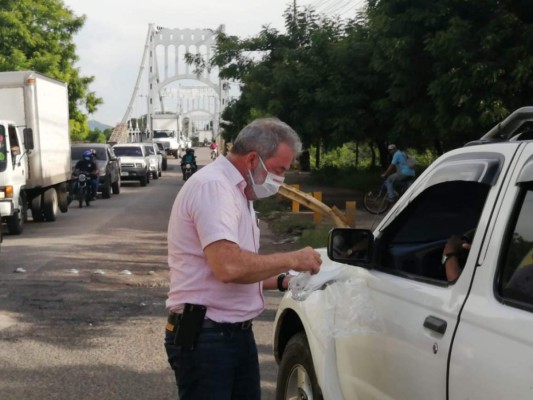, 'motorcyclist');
73,150,99,199
180,148,197,179
209,139,218,159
